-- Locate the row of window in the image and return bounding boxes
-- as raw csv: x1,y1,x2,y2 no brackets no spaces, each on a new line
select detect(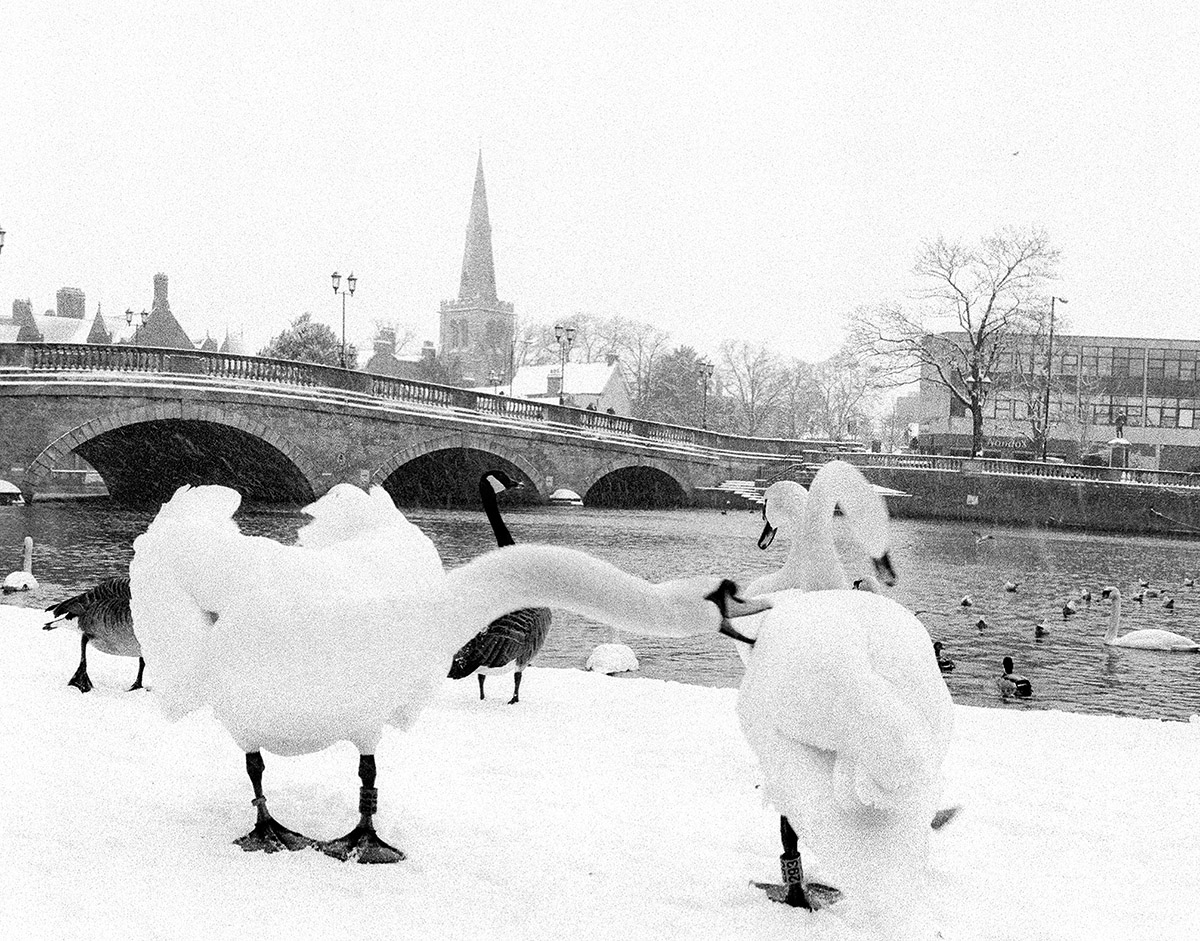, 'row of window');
995,346,1200,381
982,394,1200,429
